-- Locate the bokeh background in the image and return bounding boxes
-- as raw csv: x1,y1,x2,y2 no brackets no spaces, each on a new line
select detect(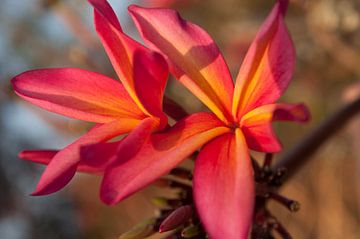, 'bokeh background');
0,0,359,238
